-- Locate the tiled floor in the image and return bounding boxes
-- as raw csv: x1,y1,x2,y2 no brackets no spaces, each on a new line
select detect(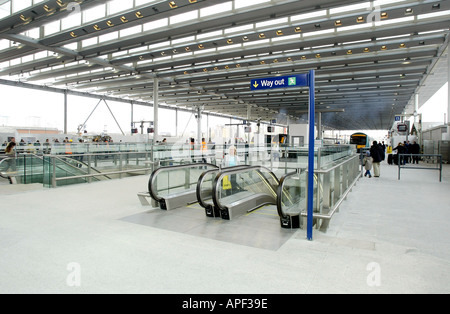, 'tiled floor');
1,162,449,294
